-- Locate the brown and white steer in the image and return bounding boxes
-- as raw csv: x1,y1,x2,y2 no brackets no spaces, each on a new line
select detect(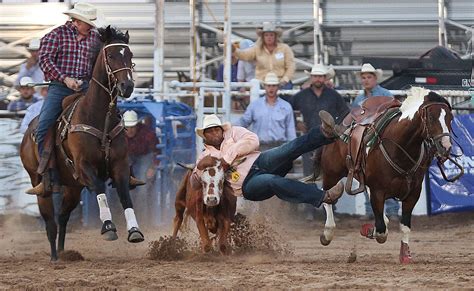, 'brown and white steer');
172,156,237,255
